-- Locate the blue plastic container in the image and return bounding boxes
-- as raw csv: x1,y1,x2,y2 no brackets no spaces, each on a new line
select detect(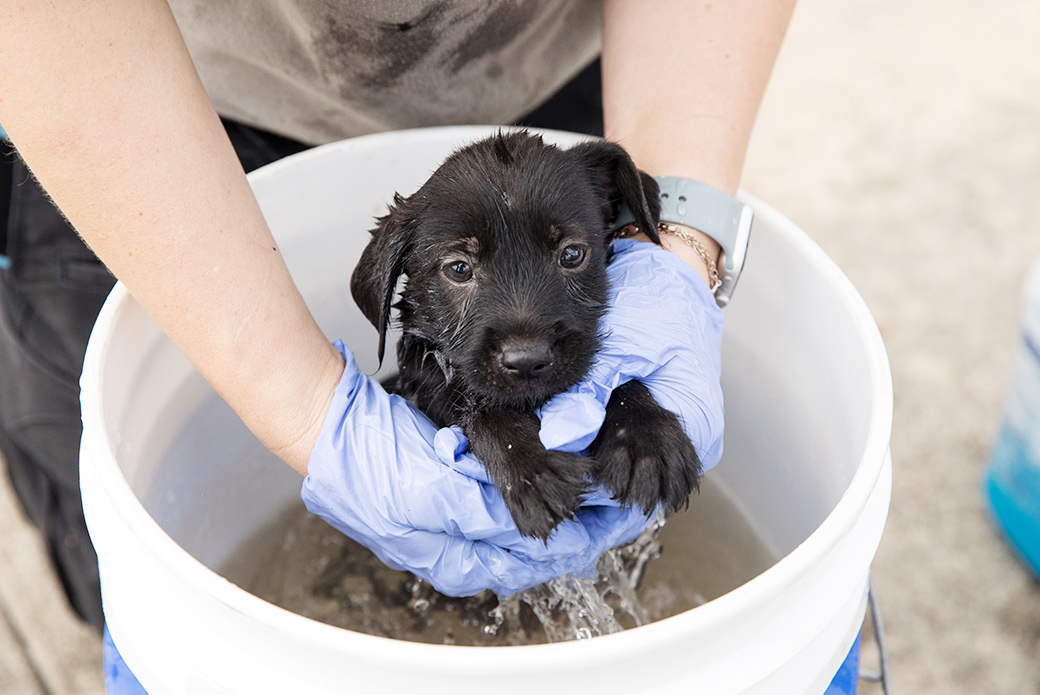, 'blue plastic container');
984,261,1040,577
